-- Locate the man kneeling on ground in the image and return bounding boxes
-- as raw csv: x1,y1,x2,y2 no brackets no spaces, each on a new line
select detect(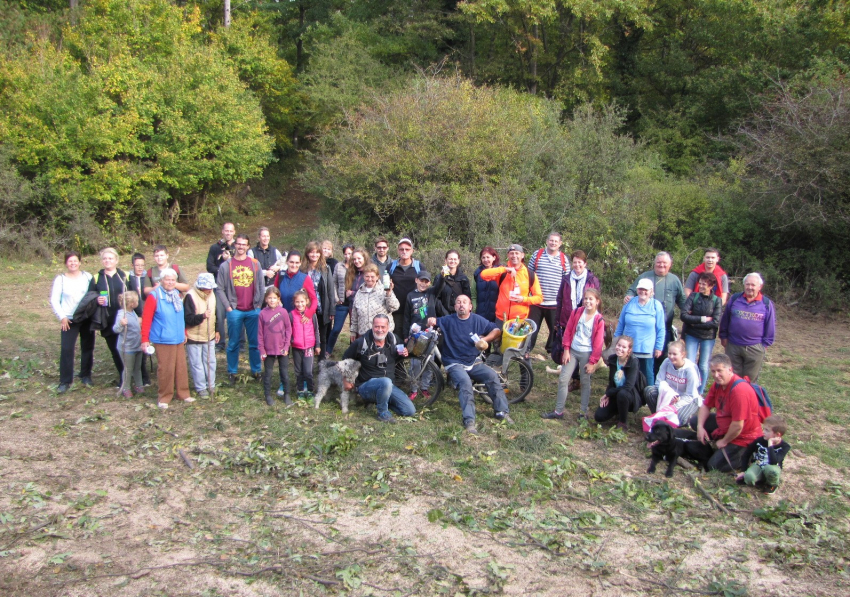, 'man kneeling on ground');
343,314,416,423
428,295,512,435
